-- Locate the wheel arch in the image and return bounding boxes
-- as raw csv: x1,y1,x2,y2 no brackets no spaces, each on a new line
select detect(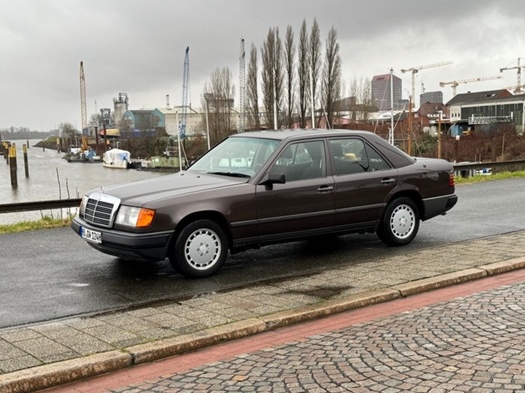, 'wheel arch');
171,211,233,251
387,190,424,218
